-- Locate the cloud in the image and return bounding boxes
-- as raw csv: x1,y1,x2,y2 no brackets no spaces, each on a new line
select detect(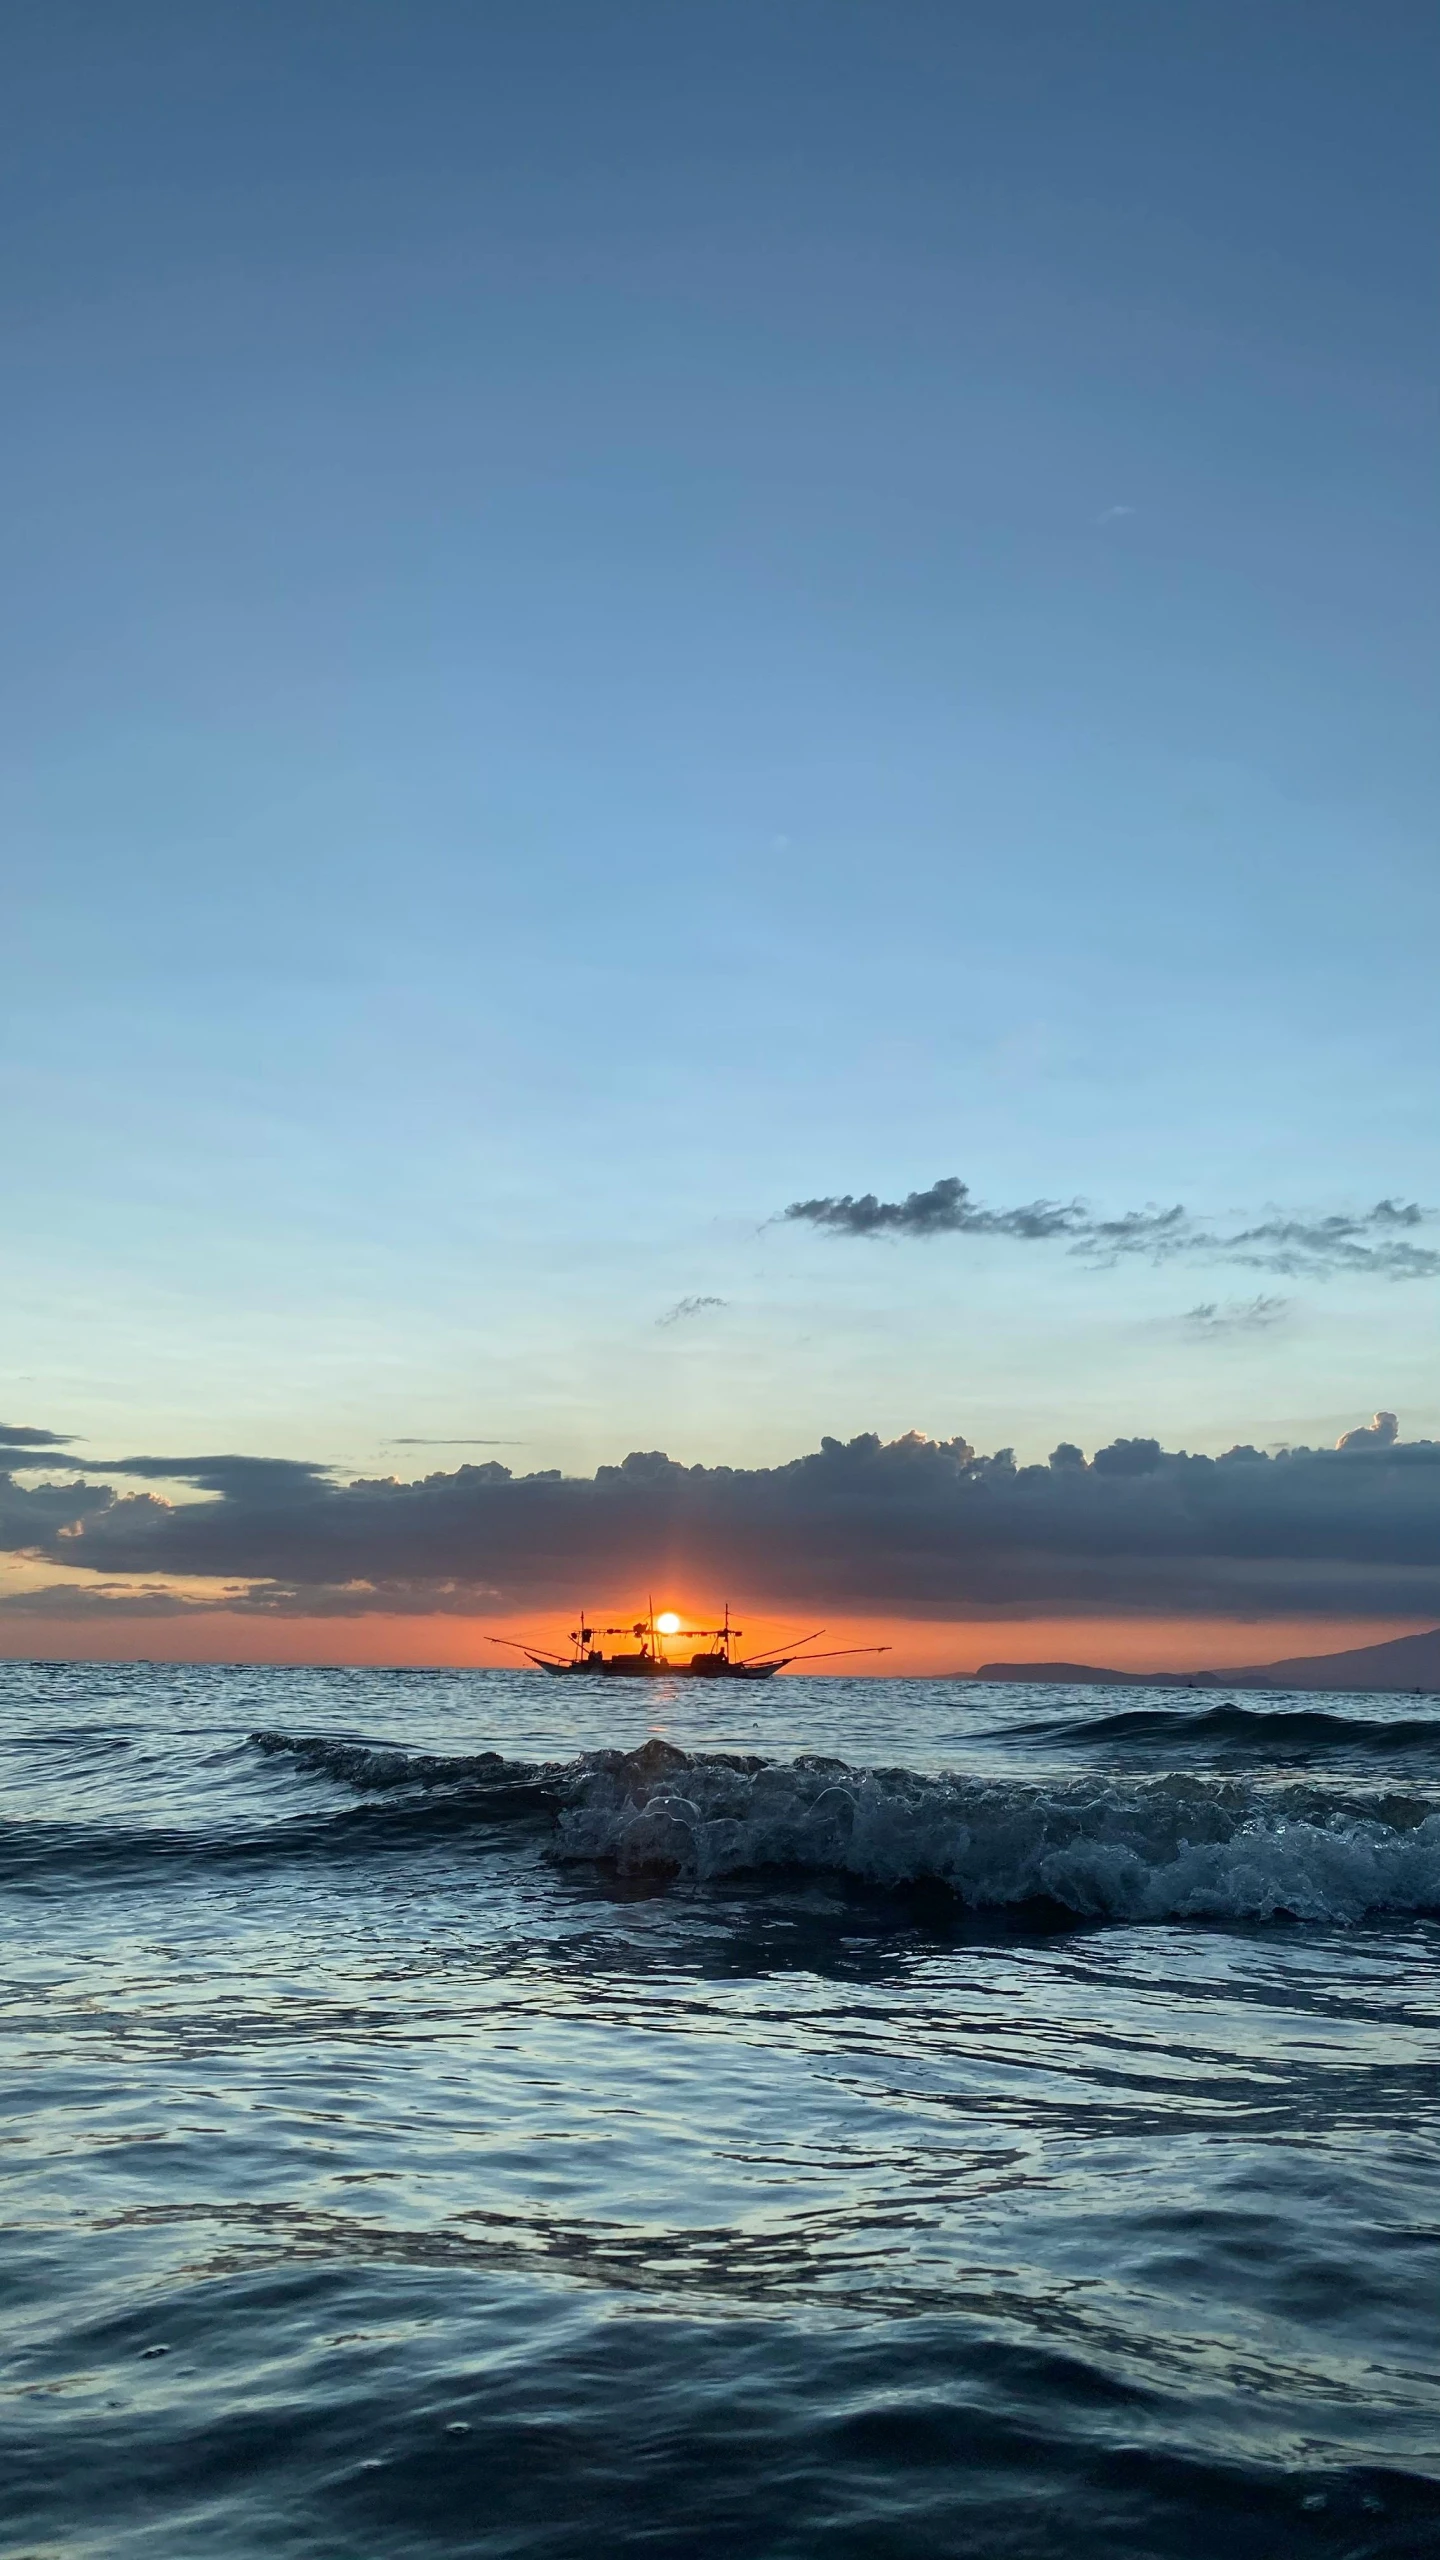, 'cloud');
1191,1205,1437,1281
0,1423,78,1449
657,1296,728,1327
387,1438,518,1448
1336,1411,1399,1451
783,1177,1439,1280
0,1468,147,1553
4,1415,1440,1627
1183,1295,1289,1336
782,1176,1085,1242
0,1579,226,1620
